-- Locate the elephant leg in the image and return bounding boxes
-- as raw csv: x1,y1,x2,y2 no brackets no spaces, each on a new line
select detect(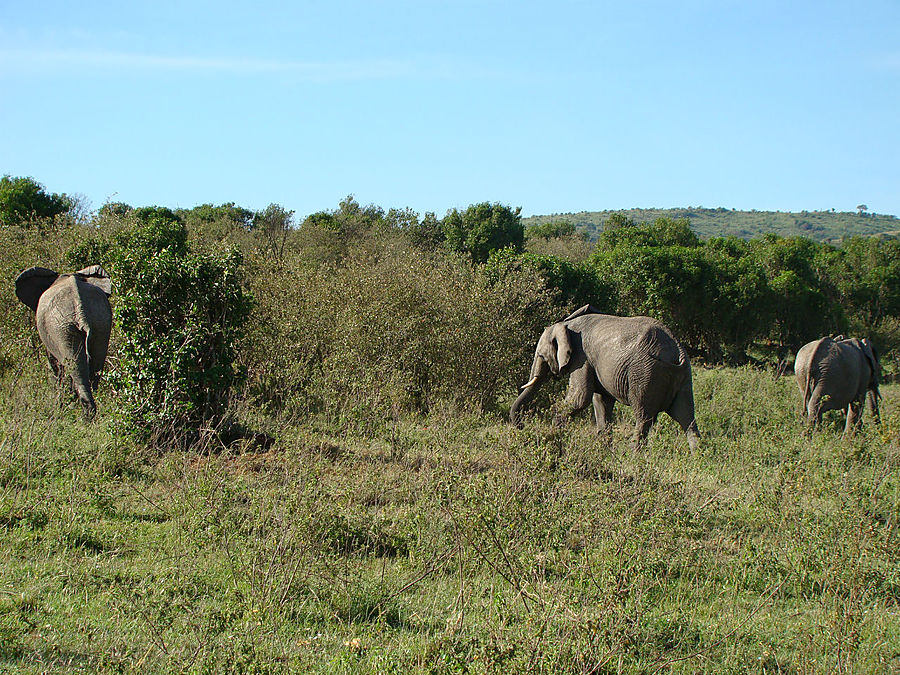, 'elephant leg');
806,390,824,429
844,402,862,436
591,392,615,433
668,387,700,450
45,353,69,409
562,364,595,418
86,324,110,391
69,340,97,421
866,390,880,425
632,410,656,450
46,352,64,386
